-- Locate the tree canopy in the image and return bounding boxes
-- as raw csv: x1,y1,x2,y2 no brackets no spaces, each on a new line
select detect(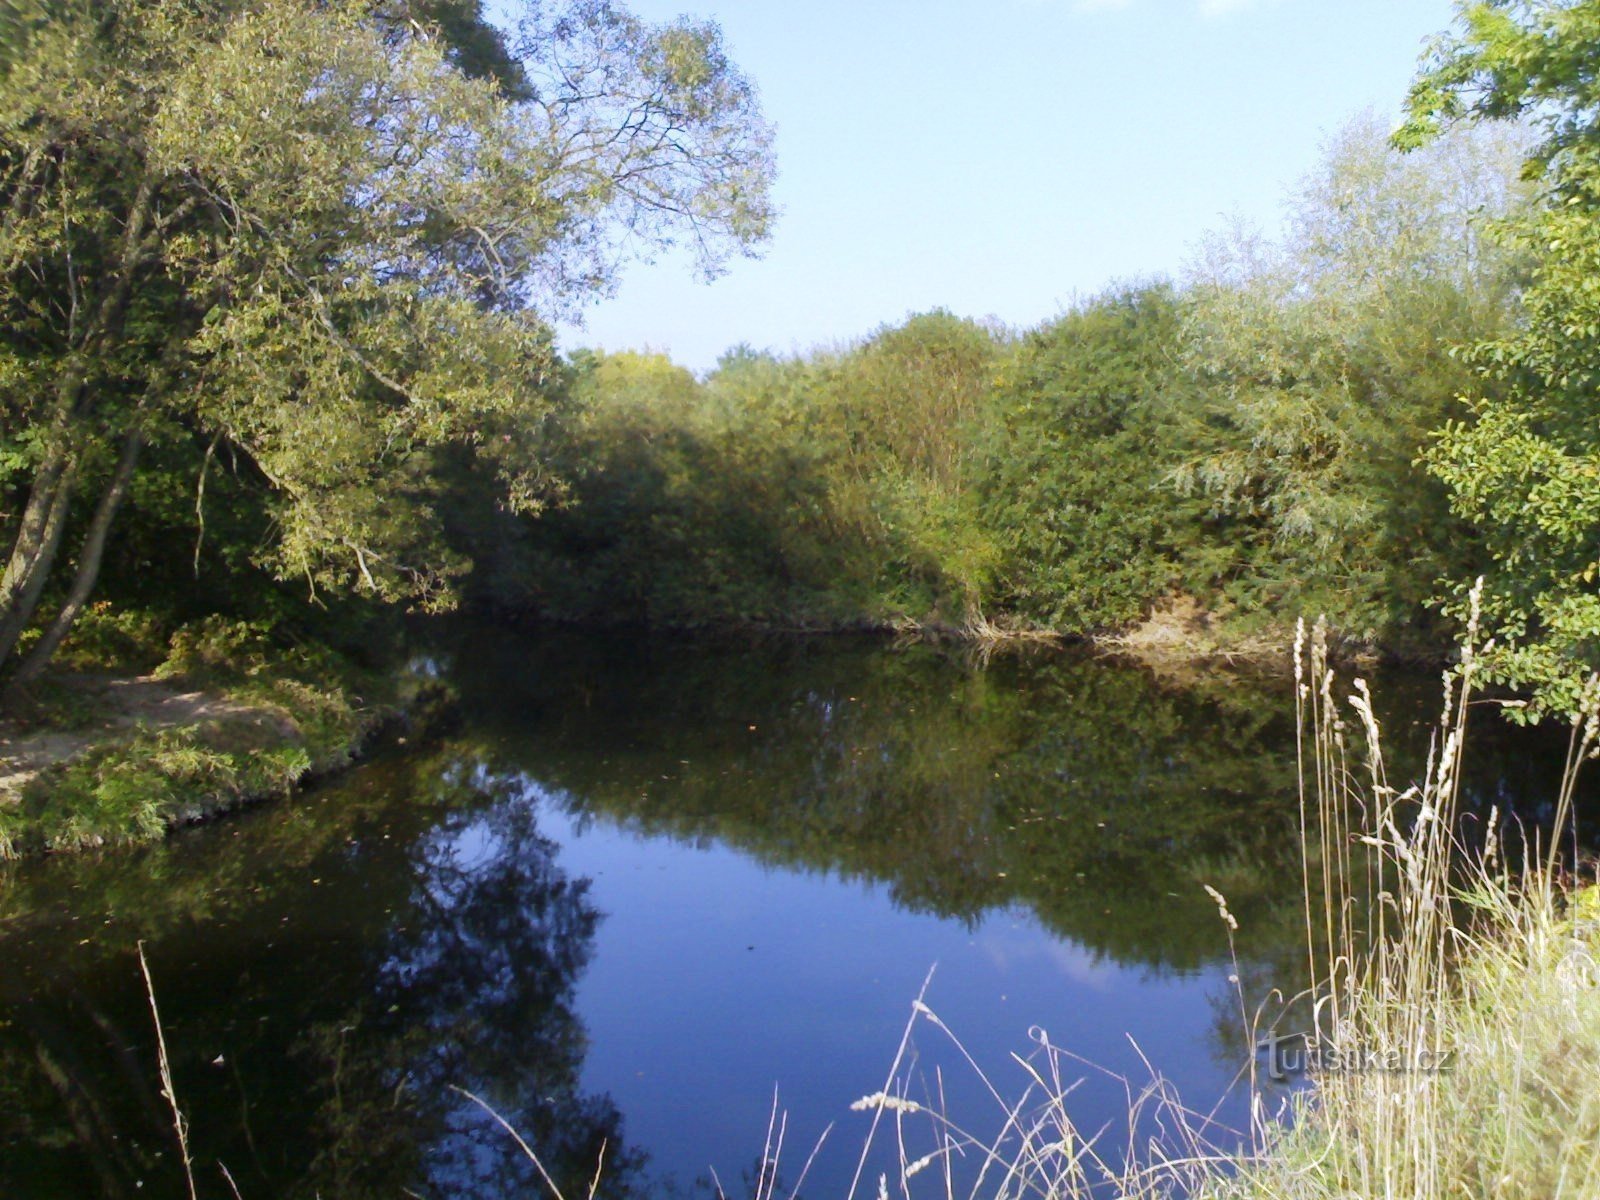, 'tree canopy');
0,0,774,683
1400,0,1600,716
